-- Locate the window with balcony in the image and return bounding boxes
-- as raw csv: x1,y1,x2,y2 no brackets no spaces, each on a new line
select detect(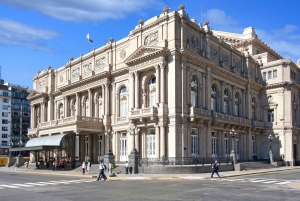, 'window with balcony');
149,76,156,107
85,98,89,117
98,93,103,118
120,86,128,118
273,70,277,78
234,93,239,117
191,128,199,155
267,110,274,122
224,89,228,114
252,98,256,120
211,85,217,112
191,77,198,108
